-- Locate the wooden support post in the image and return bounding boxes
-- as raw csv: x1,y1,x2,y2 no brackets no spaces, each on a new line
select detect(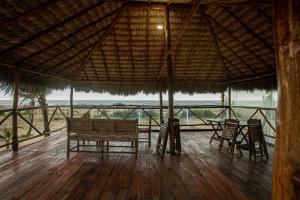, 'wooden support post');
221,92,225,106
70,85,74,118
159,84,163,124
165,6,175,155
228,86,232,119
273,0,300,199
12,70,19,151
